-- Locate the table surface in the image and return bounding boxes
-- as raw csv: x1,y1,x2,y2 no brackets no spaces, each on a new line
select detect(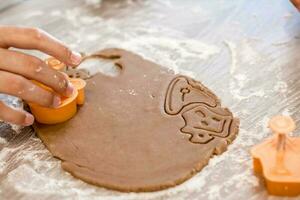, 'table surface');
0,0,300,199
